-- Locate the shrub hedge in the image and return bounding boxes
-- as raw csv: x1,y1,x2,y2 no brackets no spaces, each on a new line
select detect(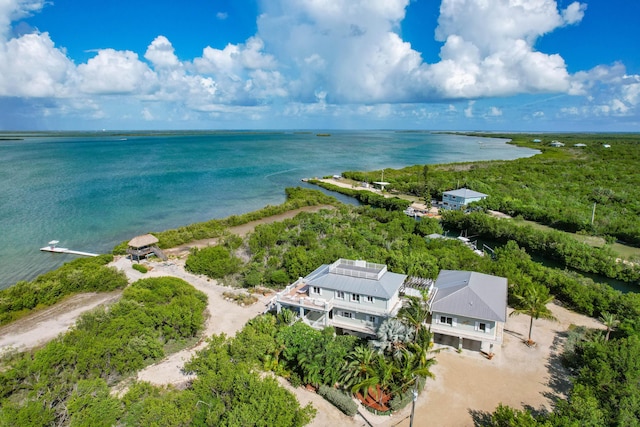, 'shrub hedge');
131,263,148,273
317,385,358,417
